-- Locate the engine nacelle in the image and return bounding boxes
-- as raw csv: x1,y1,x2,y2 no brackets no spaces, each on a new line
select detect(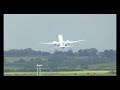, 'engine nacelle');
64,40,70,46
53,41,60,46
53,41,57,45
66,40,70,44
